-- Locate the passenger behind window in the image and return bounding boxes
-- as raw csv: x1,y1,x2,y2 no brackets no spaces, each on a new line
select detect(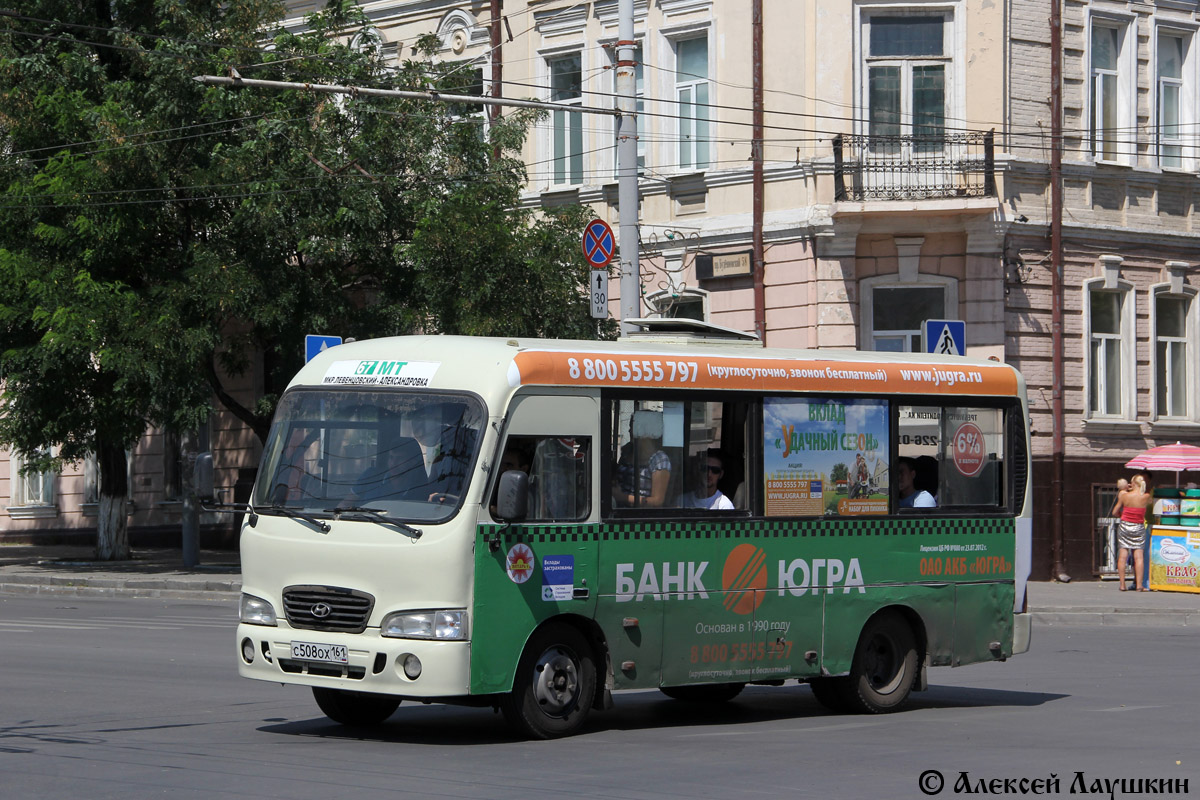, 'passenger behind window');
915,455,939,504
896,456,937,509
612,410,672,508
350,436,425,504
678,448,735,510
